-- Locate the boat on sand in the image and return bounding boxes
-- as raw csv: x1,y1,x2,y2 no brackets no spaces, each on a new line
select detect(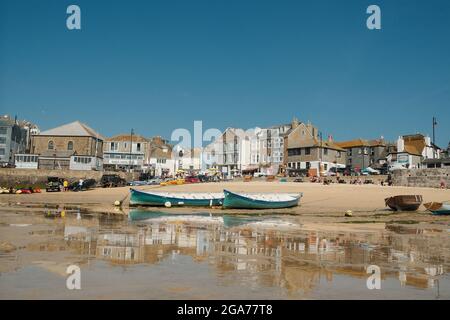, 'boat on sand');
384,195,423,211
423,202,450,215
223,189,302,209
129,189,224,207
